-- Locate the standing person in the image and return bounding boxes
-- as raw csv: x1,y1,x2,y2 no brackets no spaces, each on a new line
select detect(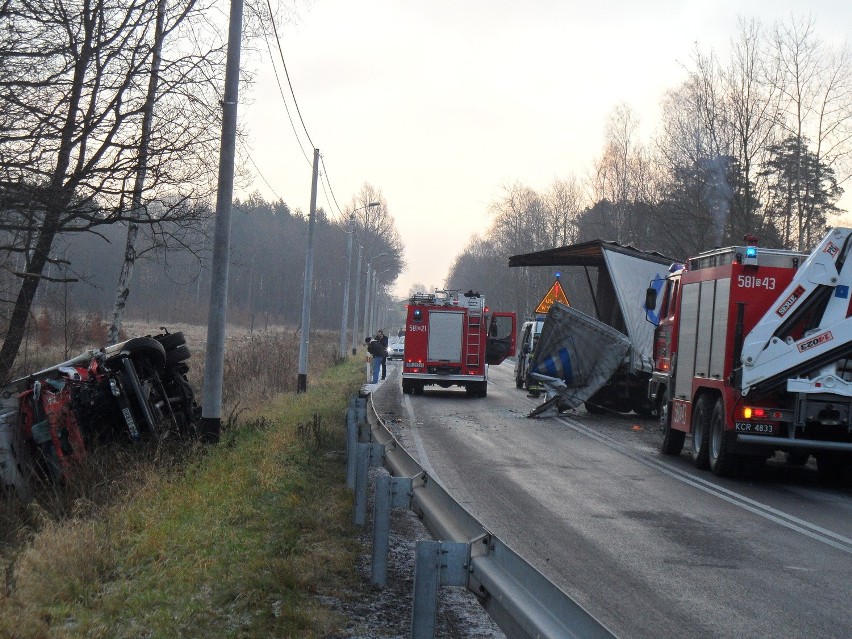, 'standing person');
377,330,389,380
367,335,384,384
